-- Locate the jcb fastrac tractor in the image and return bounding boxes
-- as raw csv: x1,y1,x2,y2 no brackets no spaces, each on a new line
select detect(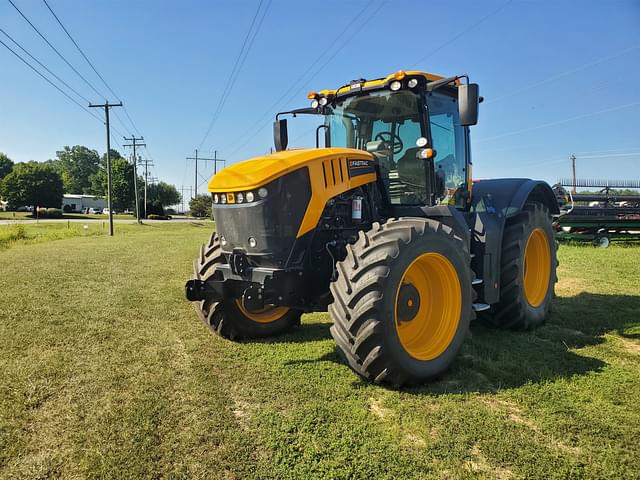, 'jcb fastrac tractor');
186,70,558,387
